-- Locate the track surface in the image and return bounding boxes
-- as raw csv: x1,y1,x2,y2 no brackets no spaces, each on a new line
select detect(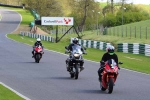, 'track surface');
0,8,150,100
